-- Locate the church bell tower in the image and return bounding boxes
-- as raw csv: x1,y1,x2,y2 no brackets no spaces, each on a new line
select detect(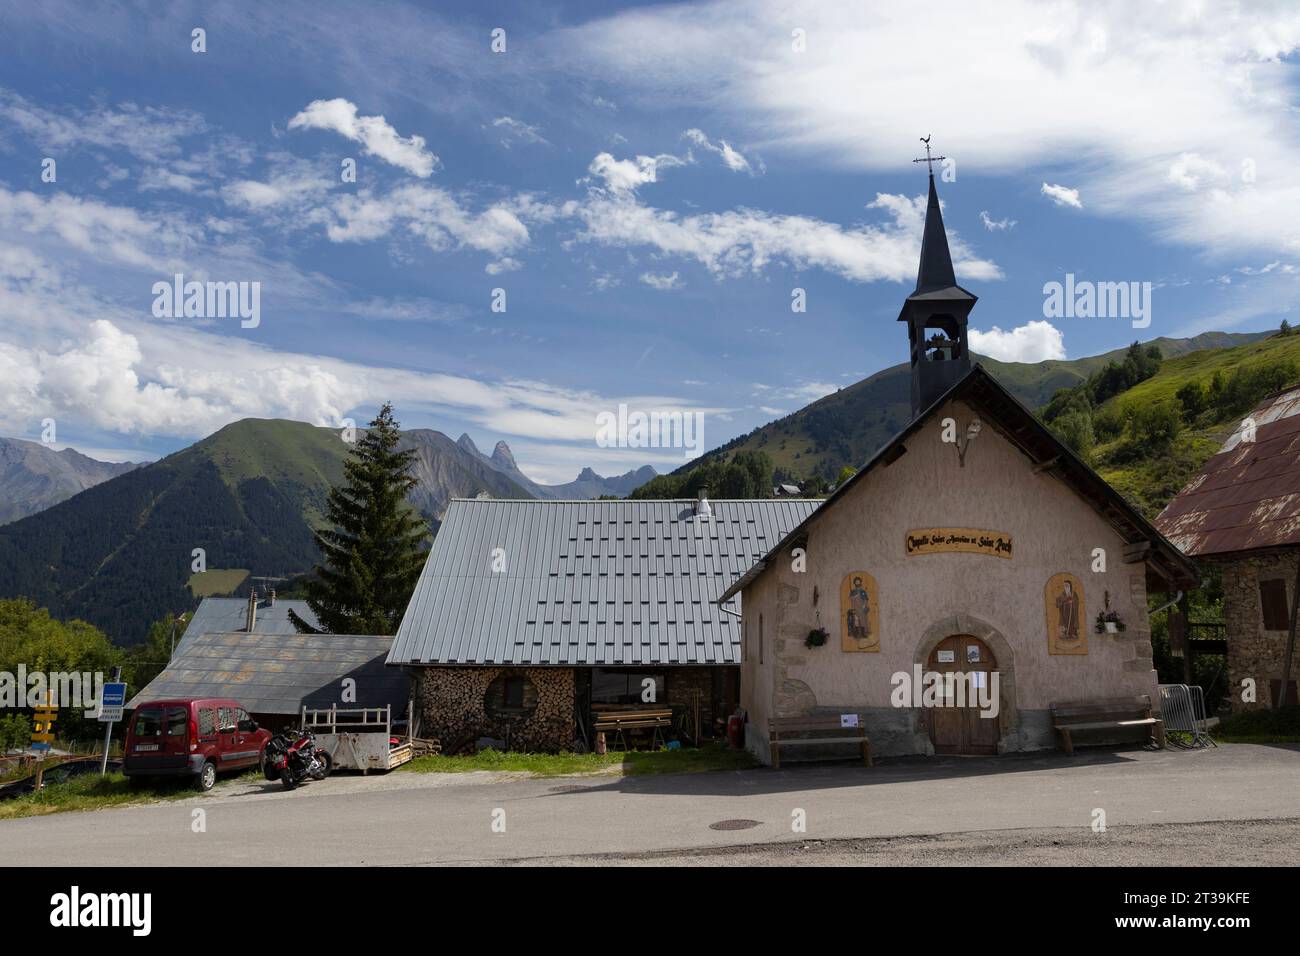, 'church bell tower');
899,139,977,418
